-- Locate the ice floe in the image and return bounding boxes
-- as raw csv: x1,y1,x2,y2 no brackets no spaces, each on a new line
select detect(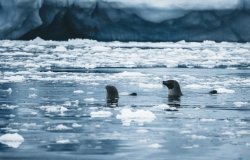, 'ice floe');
116,108,156,126
90,111,113,118
0,133,24,148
